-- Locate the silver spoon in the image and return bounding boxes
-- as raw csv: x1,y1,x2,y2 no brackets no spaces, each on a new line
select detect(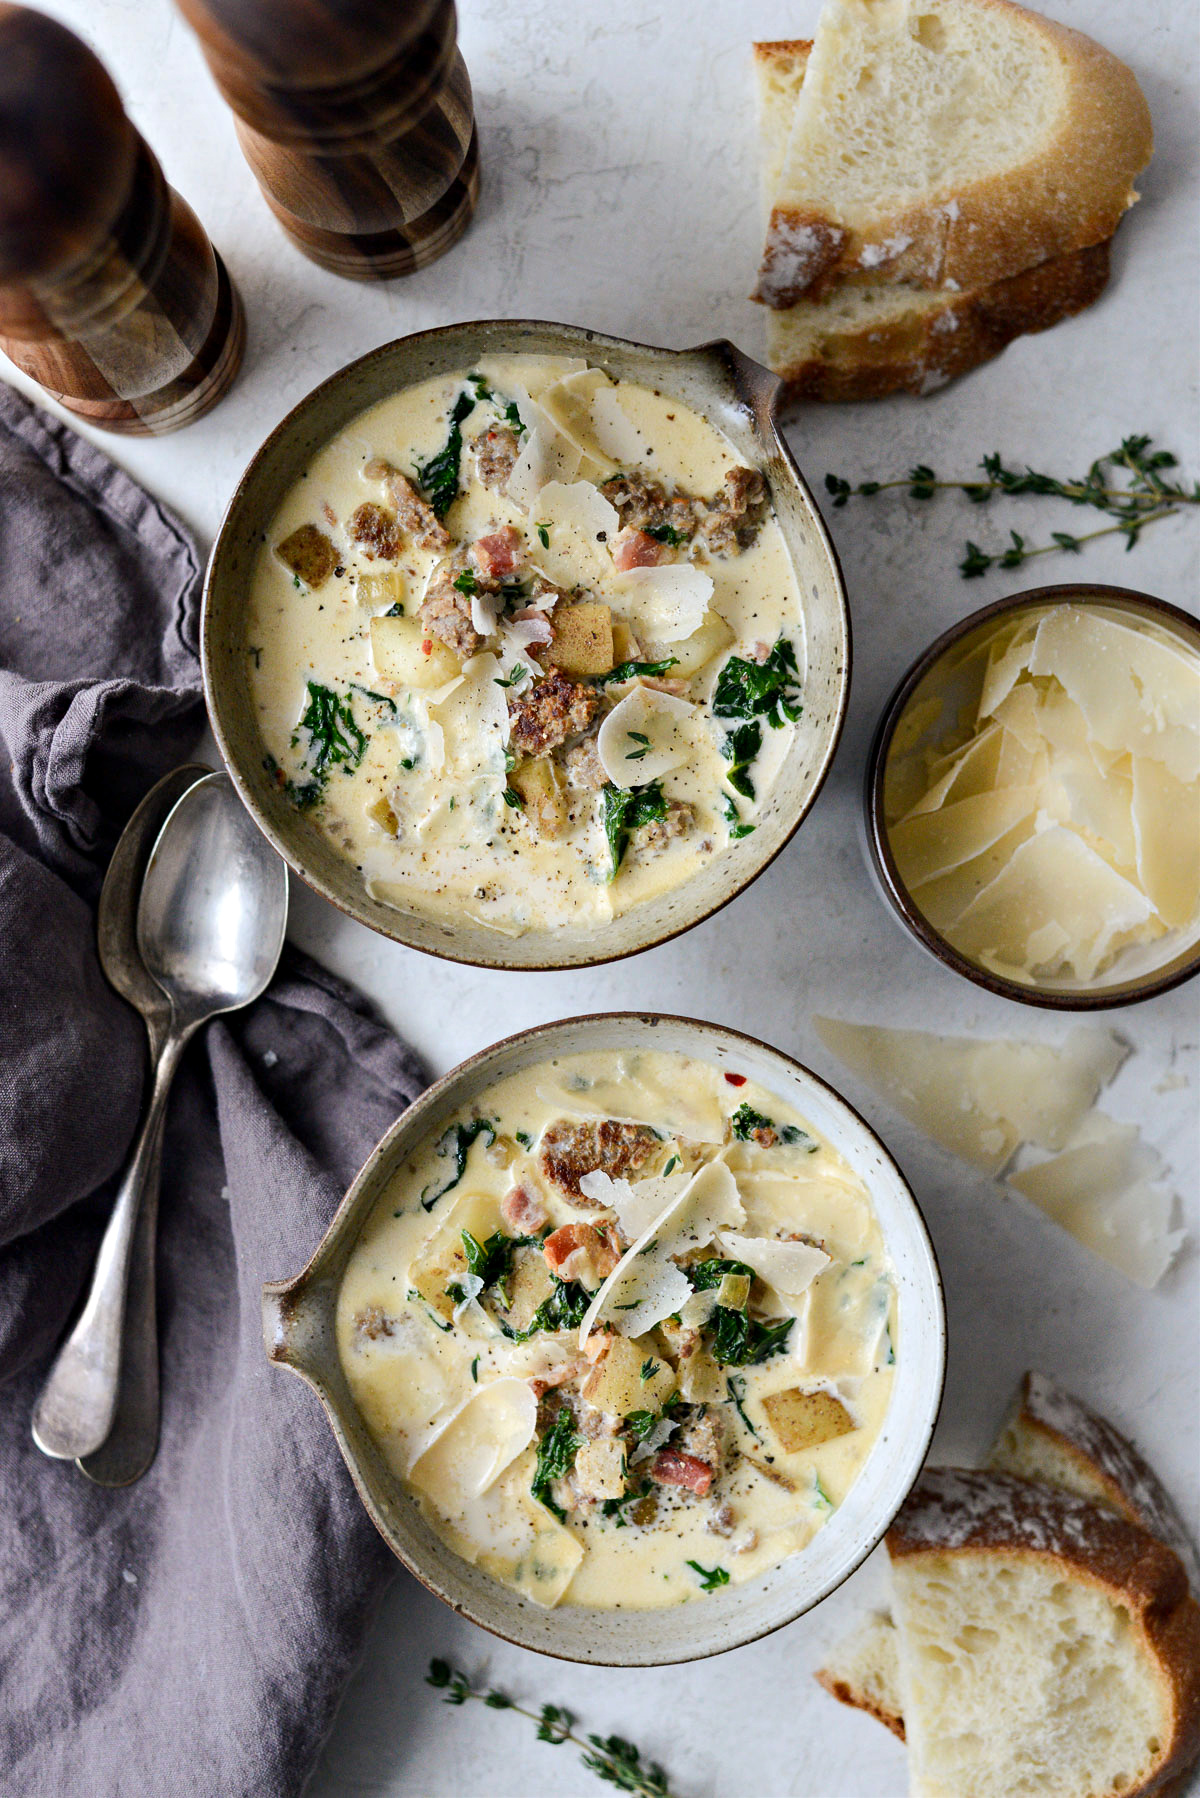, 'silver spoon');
76,763,210,1487
33,771,288,1464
